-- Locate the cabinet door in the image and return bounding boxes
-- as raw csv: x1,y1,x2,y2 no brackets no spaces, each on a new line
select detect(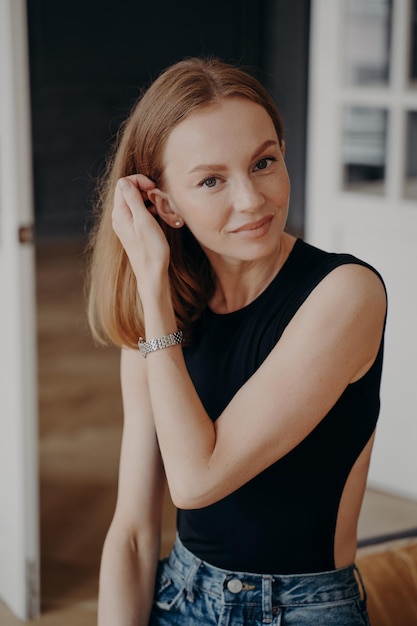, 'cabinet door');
307,0,417,500
0,0,40,618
